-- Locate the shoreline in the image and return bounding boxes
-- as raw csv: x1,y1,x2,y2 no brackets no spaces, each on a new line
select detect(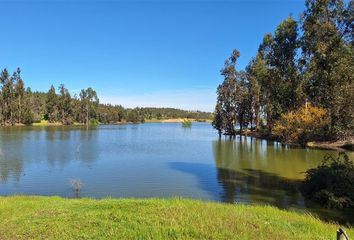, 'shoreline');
238,130,354,151
0,118,212,127
2,123,352,151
